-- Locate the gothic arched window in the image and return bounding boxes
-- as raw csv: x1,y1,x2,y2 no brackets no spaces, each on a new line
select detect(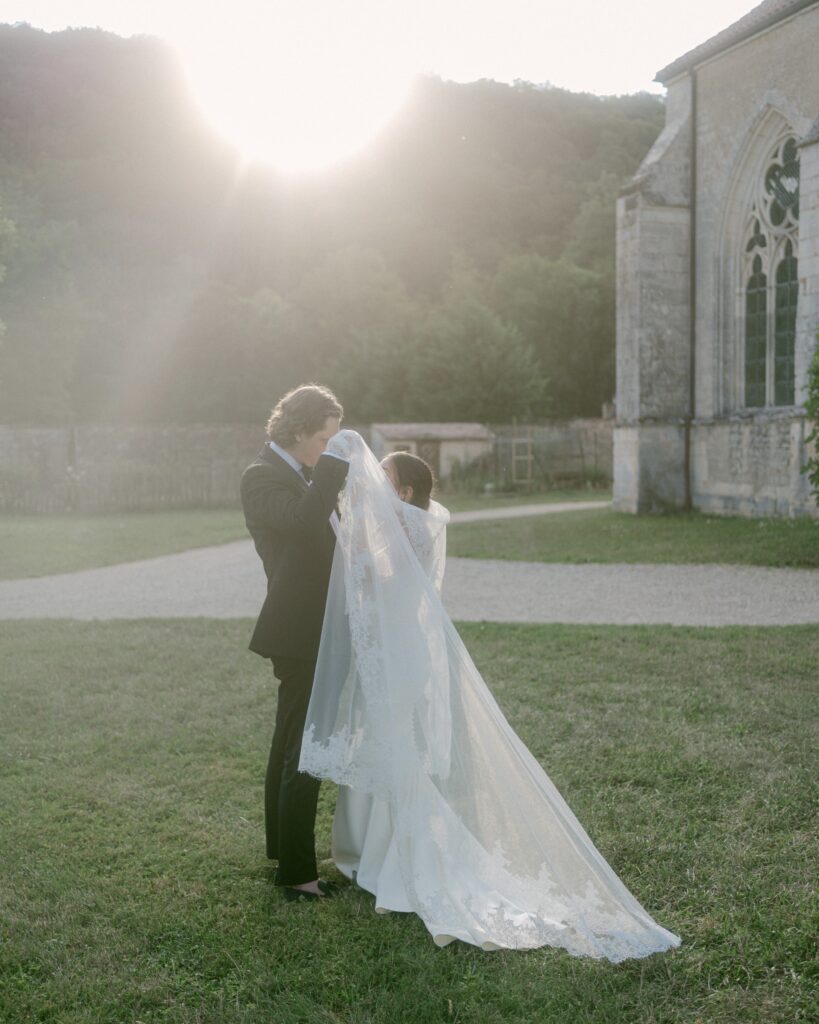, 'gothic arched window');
745,255,767,407
774,240,798,406
742,135,800,408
